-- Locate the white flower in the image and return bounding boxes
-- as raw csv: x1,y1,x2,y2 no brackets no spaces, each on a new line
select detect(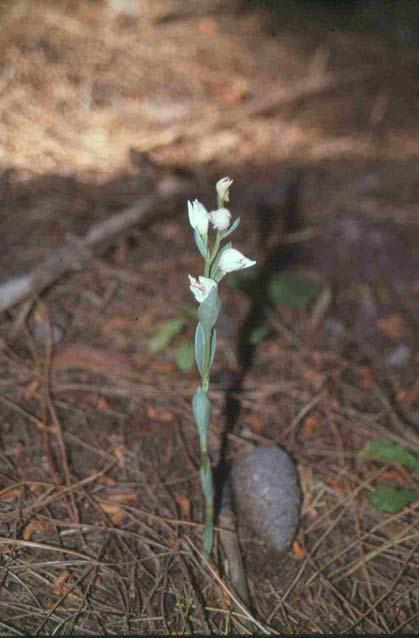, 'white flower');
218,247,256,275
209,207,231,231
216,177,233,204
188,199,209,235
188,275,217,304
